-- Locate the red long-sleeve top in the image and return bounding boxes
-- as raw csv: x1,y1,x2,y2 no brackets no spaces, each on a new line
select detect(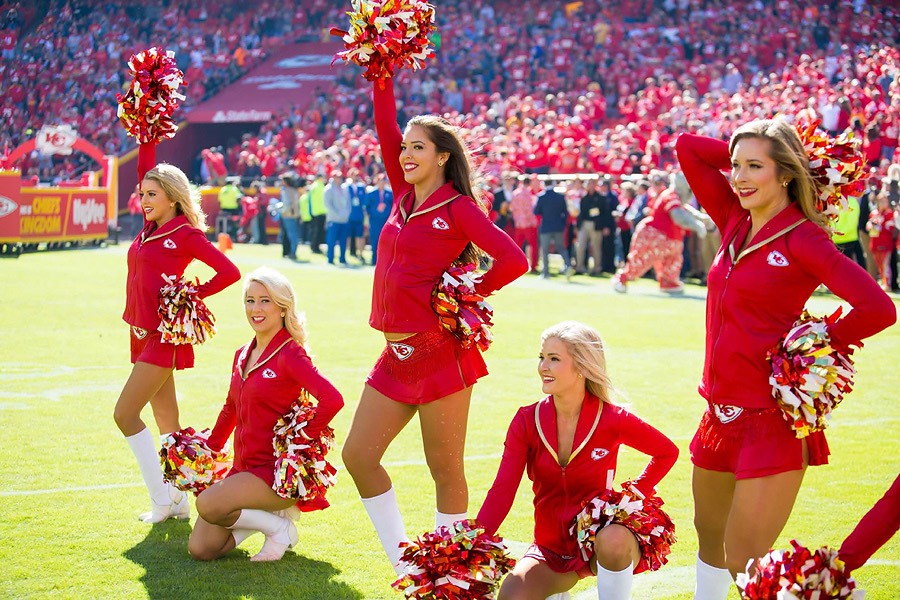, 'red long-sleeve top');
207,328,344,482
675,133,896,409
123,215,240,331
370,79,528,333
476,394,678,558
